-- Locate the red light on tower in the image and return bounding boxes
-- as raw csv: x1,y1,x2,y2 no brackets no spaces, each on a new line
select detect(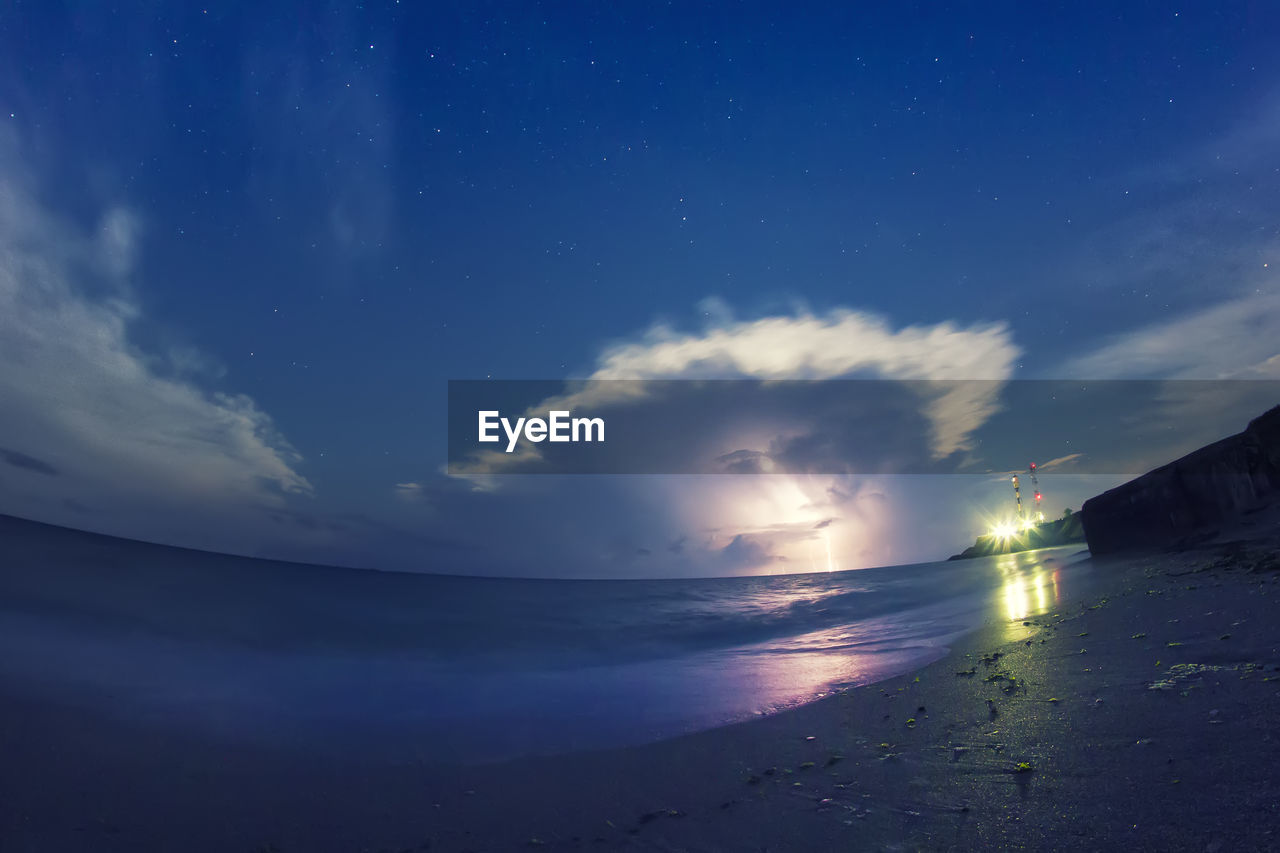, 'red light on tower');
1029,464,1044,522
